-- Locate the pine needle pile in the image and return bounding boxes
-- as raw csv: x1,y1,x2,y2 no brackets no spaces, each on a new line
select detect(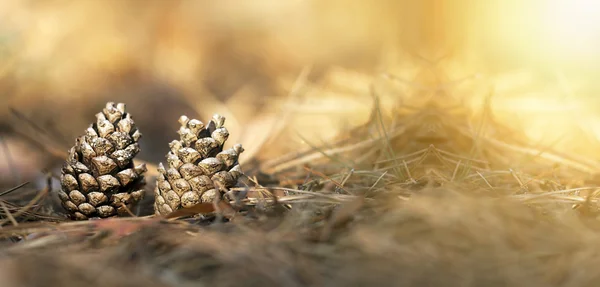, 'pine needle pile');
2,74,600,287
